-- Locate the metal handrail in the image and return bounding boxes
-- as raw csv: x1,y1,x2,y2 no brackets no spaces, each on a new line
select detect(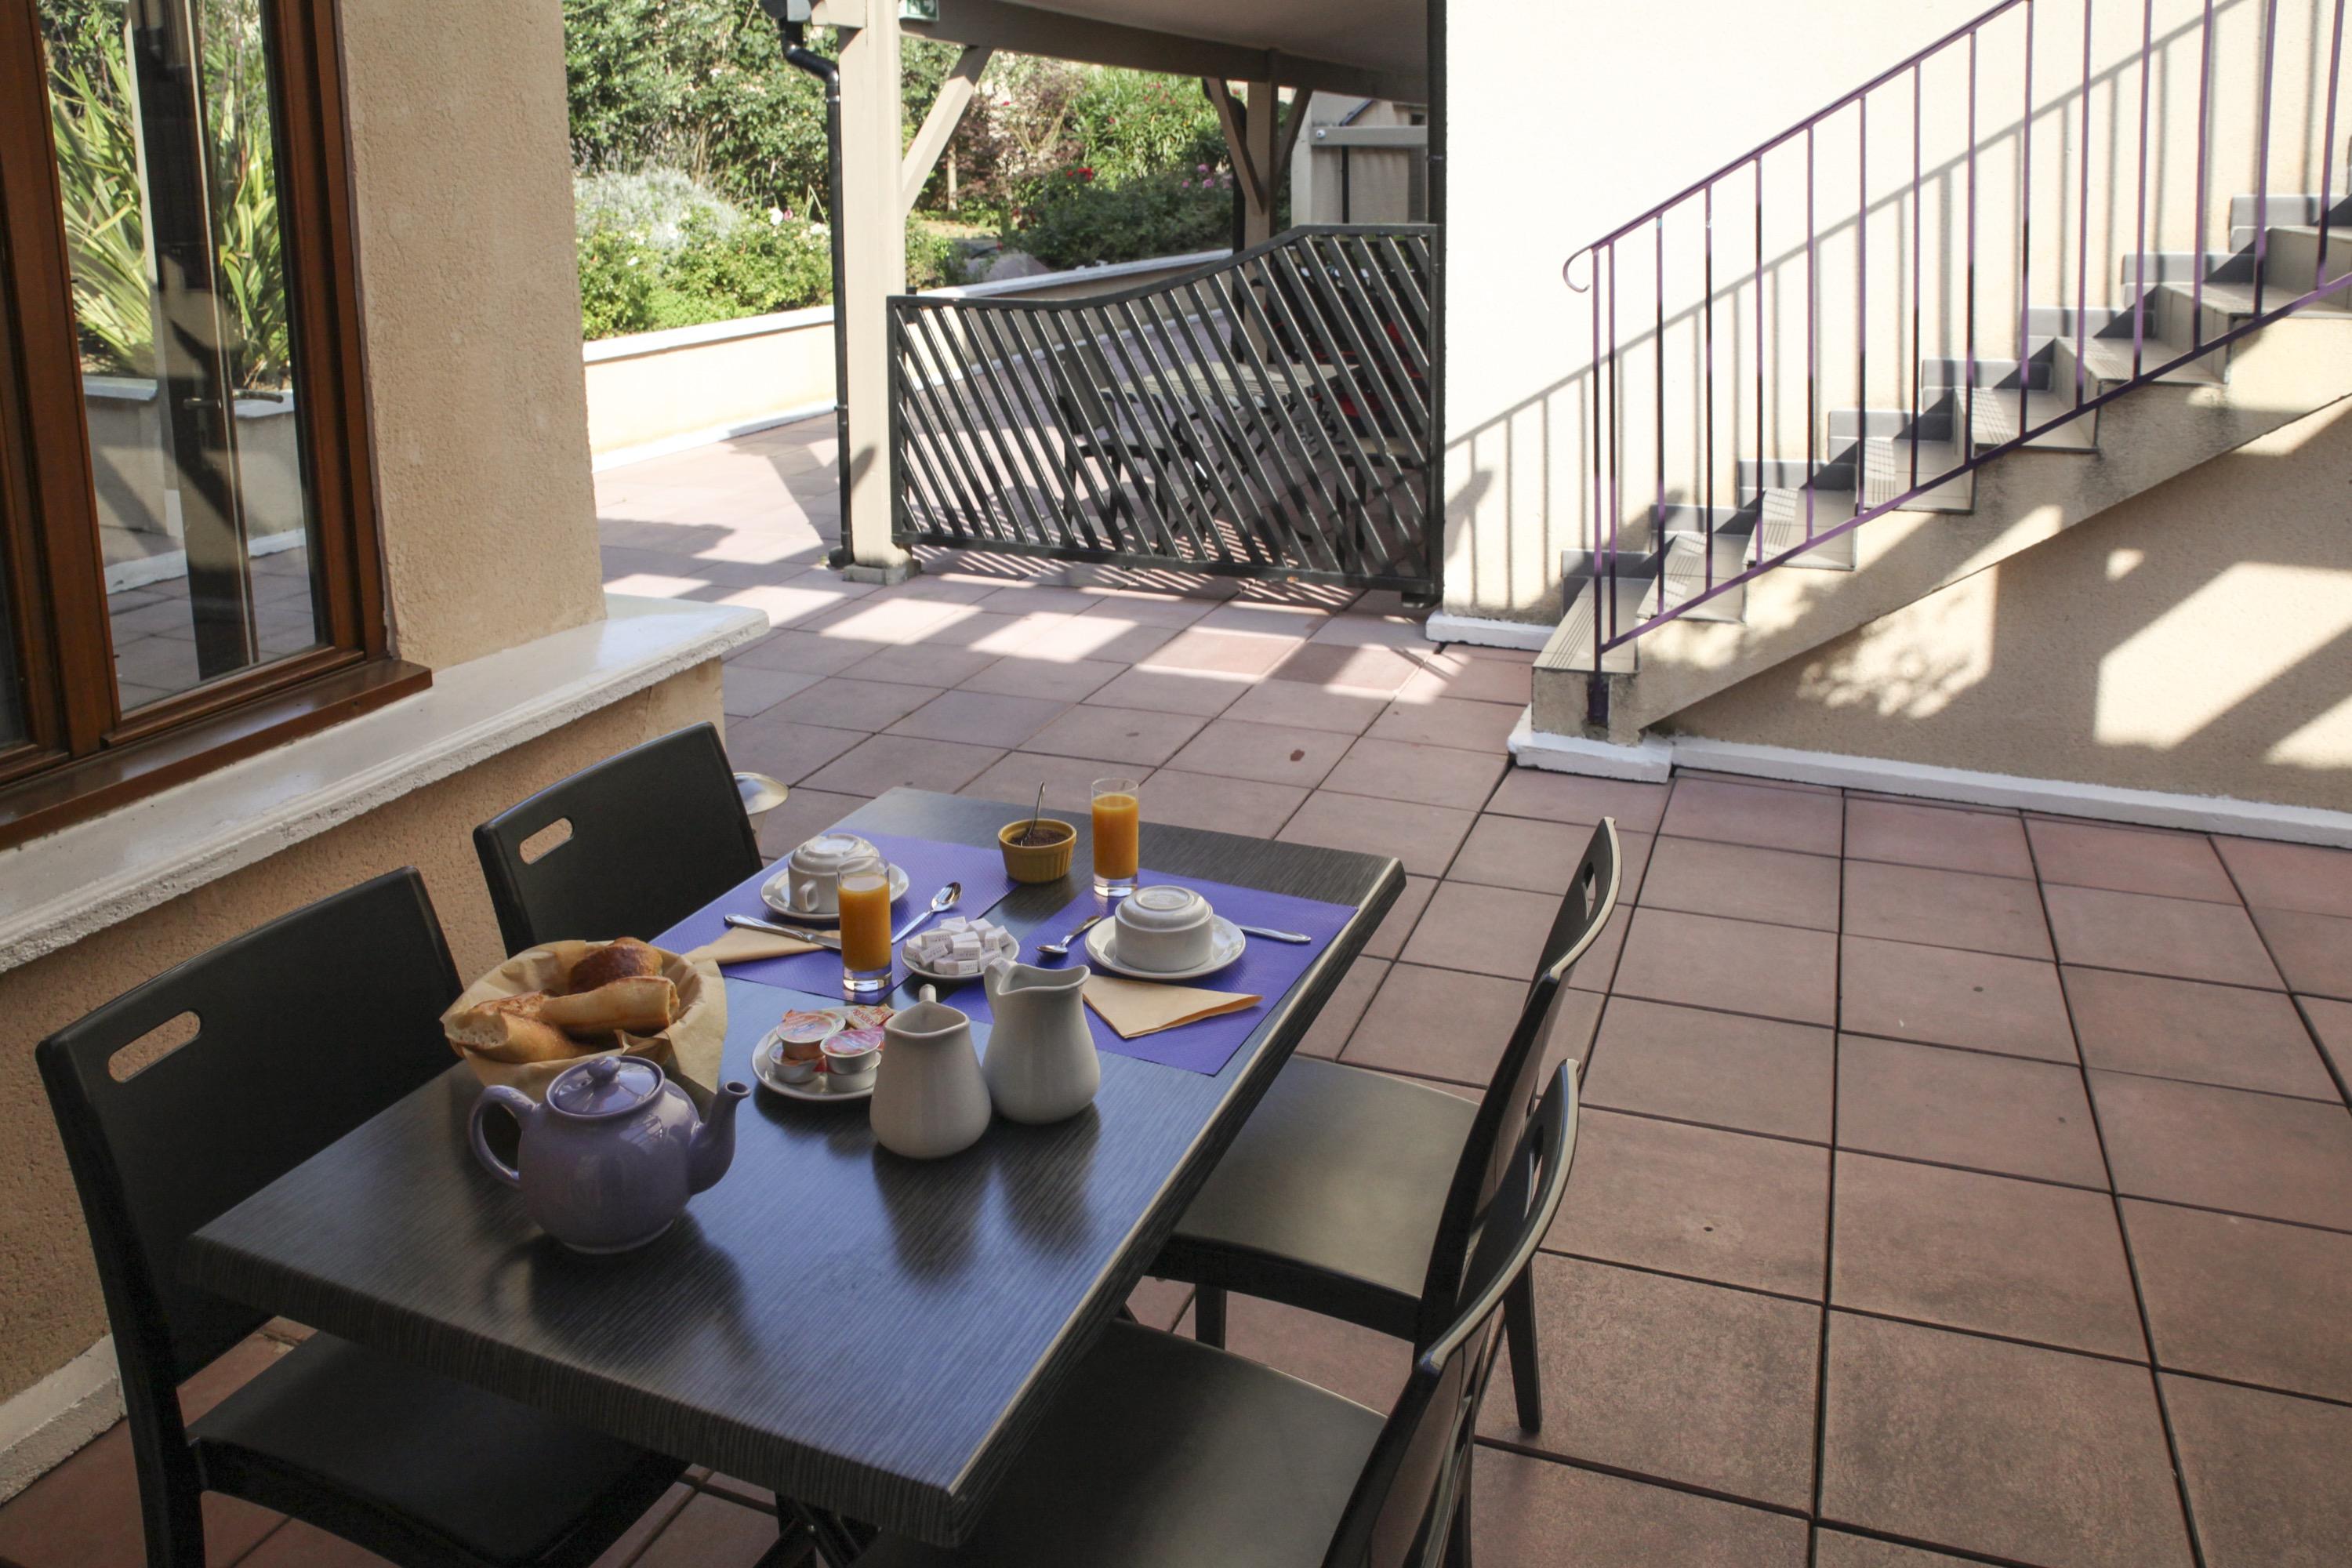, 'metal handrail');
1559,0,2348,710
